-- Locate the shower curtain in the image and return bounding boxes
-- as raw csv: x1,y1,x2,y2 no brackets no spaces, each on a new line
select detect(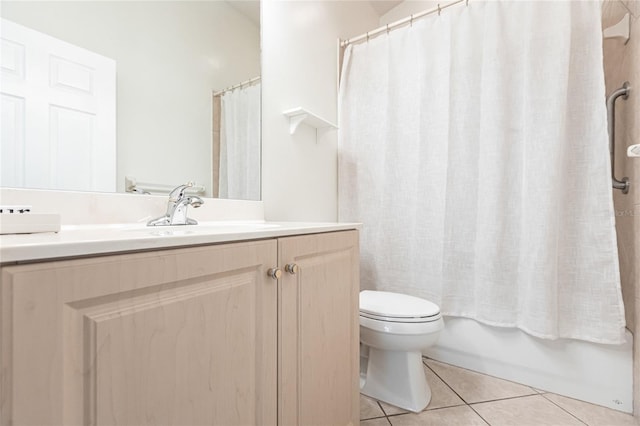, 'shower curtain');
219,83,261,200
338,1,626,344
